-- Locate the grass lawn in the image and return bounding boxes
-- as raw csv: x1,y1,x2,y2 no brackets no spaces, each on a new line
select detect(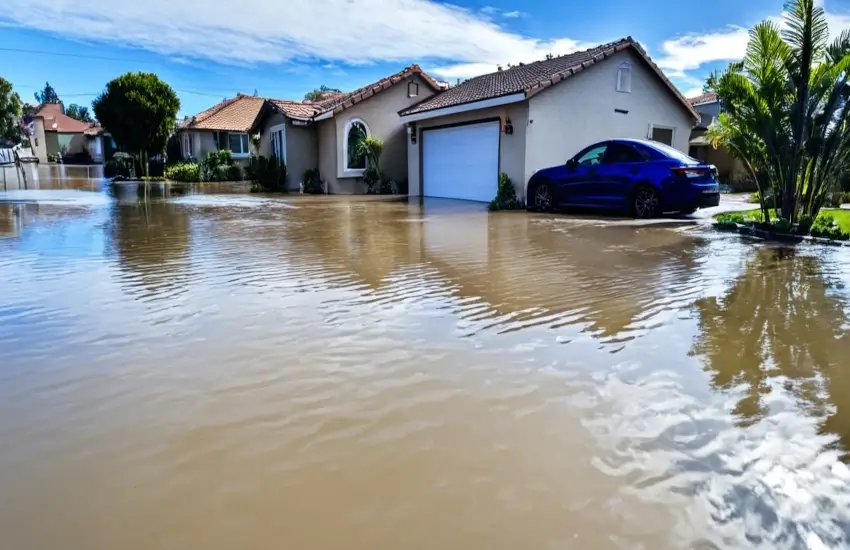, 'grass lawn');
717,208,850,232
